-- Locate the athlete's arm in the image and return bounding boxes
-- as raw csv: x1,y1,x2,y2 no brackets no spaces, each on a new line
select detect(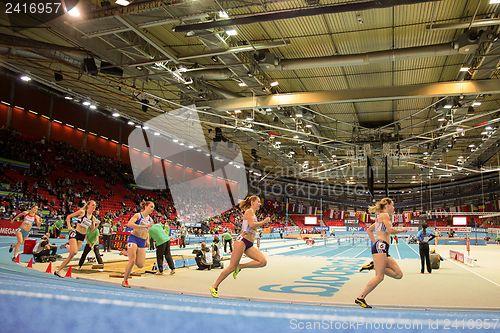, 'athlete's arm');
366,222,376,243
35,215,42,227
90,216,101,232
126,213,147,230
66,210,84,230
11,211,27,222
381,214,407,234
246,210,270,228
